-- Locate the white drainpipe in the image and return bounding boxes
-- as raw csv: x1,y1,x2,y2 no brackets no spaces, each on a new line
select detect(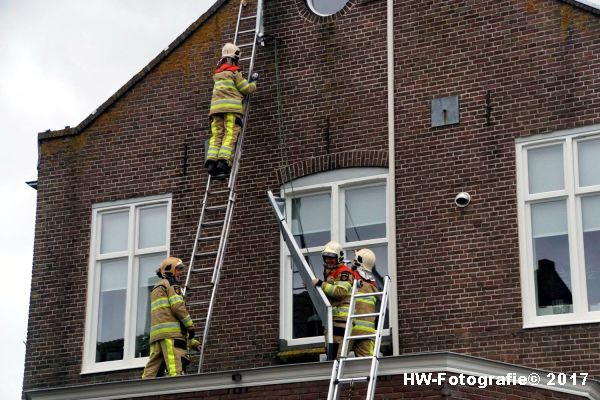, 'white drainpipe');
387,0,400,356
